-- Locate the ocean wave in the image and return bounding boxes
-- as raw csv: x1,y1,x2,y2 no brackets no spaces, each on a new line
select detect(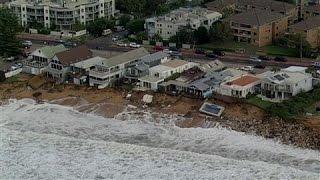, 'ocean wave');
0,99,319,179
